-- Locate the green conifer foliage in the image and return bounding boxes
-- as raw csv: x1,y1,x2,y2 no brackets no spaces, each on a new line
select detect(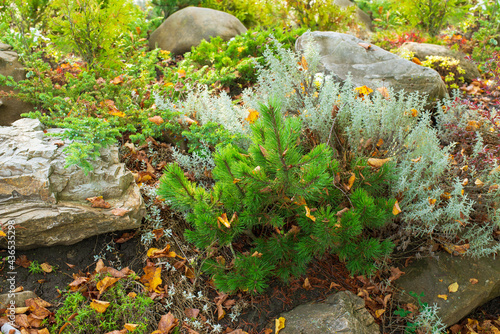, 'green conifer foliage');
158,98,396,293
